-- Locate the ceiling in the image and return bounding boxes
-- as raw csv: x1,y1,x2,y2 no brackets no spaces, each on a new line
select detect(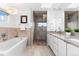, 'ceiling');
0,3,72,11
0,3,79,12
